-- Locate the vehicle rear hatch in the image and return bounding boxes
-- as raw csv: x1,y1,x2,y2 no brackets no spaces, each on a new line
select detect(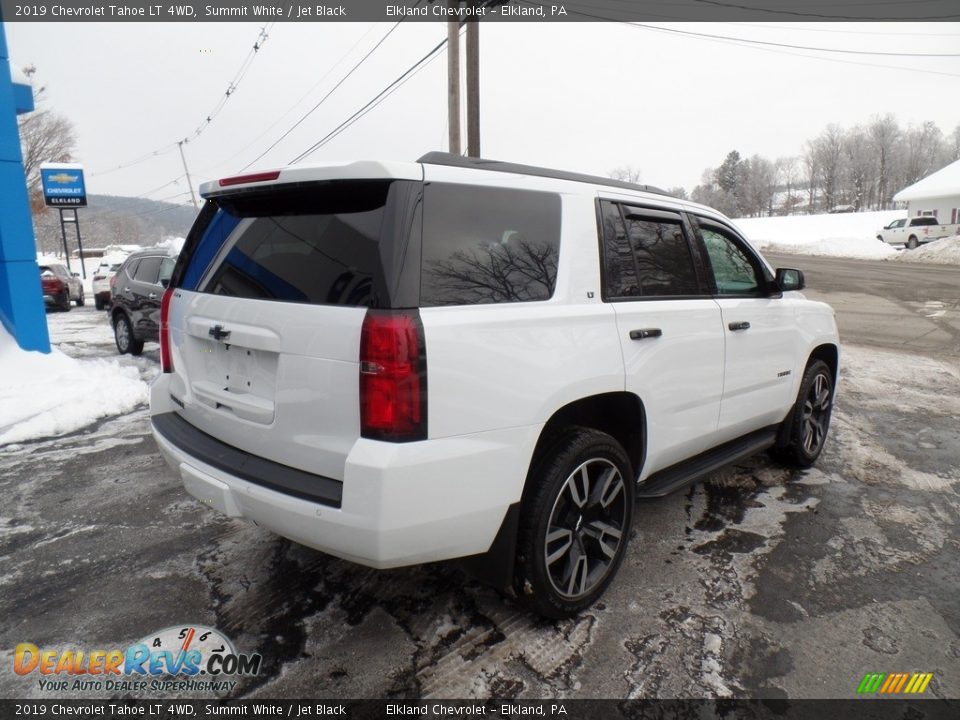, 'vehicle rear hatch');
39,266,61,294
164,163,423,482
